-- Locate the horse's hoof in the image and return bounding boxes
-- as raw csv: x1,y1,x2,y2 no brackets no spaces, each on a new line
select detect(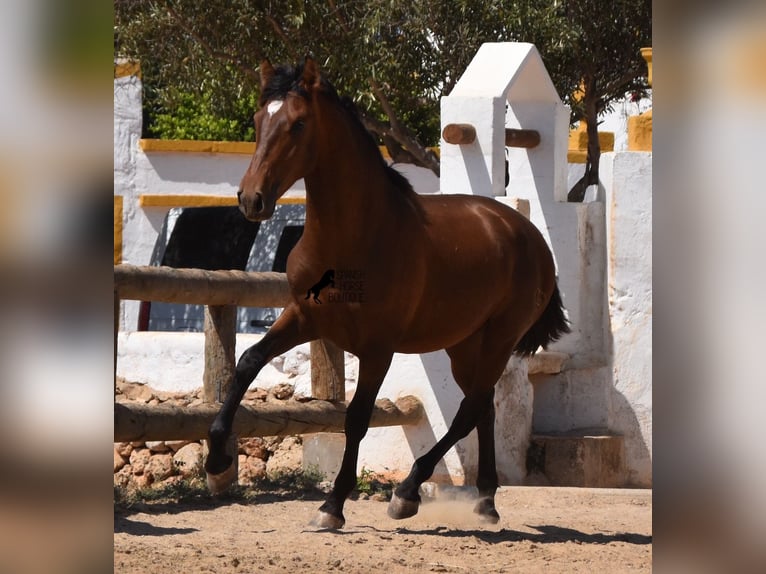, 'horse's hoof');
473,498,501,524
205,463,237,495
205,452,233,476
387,493,420,520
309,511,345,530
